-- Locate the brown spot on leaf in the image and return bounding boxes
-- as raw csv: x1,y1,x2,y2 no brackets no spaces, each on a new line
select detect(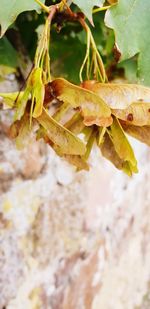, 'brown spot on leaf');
50,80,64,98
44,83,55,105
127,113,134,122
